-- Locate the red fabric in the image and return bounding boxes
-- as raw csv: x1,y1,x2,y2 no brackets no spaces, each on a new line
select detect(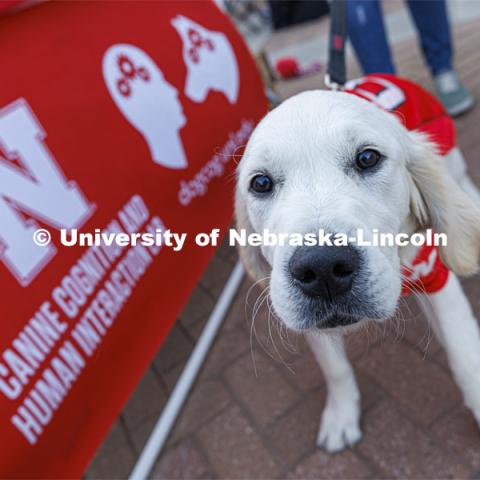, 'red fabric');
401,243,449,296
0,1,267,477
344,74,451,295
